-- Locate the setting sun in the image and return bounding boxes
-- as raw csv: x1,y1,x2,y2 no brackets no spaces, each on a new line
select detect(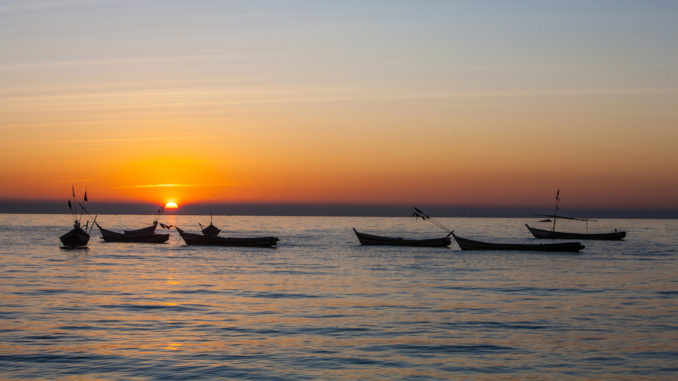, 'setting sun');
165,201,178,209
